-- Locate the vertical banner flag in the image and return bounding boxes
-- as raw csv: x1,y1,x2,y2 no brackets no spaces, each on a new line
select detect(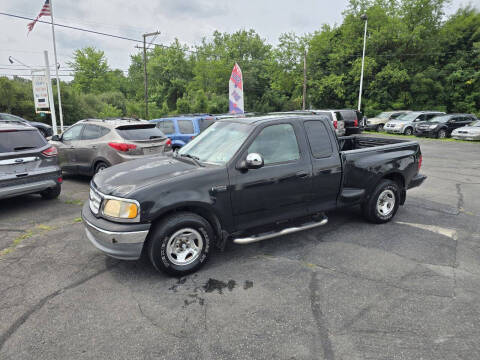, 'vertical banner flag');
229,63,244,114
